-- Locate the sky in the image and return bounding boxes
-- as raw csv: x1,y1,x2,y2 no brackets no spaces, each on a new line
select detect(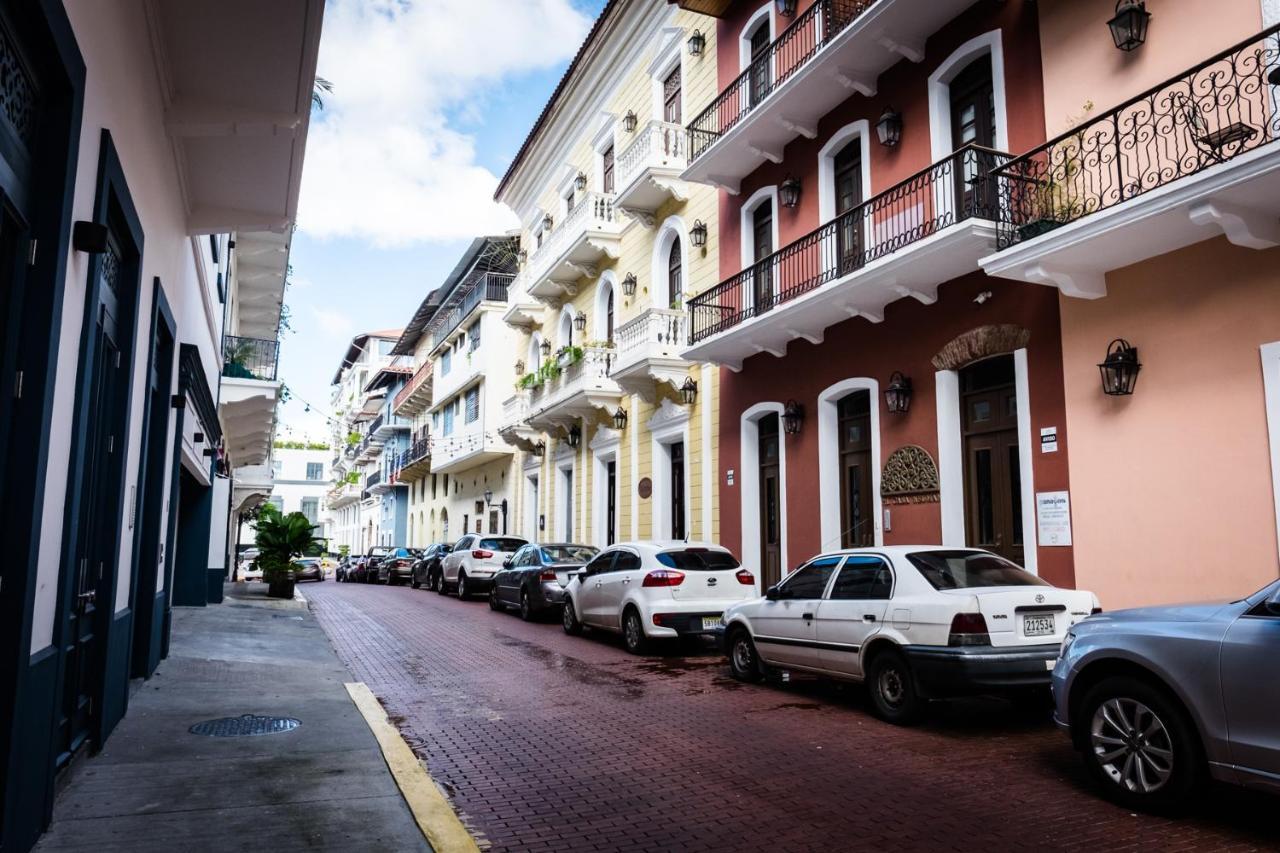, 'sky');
273,0,609,444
